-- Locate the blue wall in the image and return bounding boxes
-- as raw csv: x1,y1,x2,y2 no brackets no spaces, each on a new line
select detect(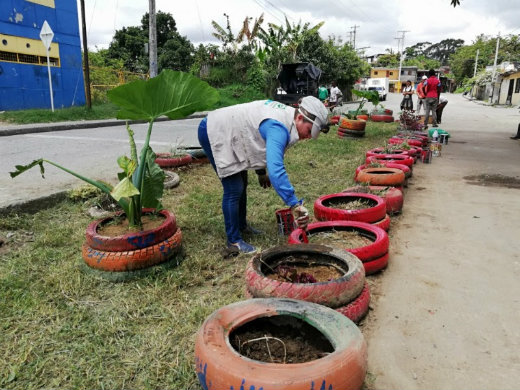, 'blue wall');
0,0,86,110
